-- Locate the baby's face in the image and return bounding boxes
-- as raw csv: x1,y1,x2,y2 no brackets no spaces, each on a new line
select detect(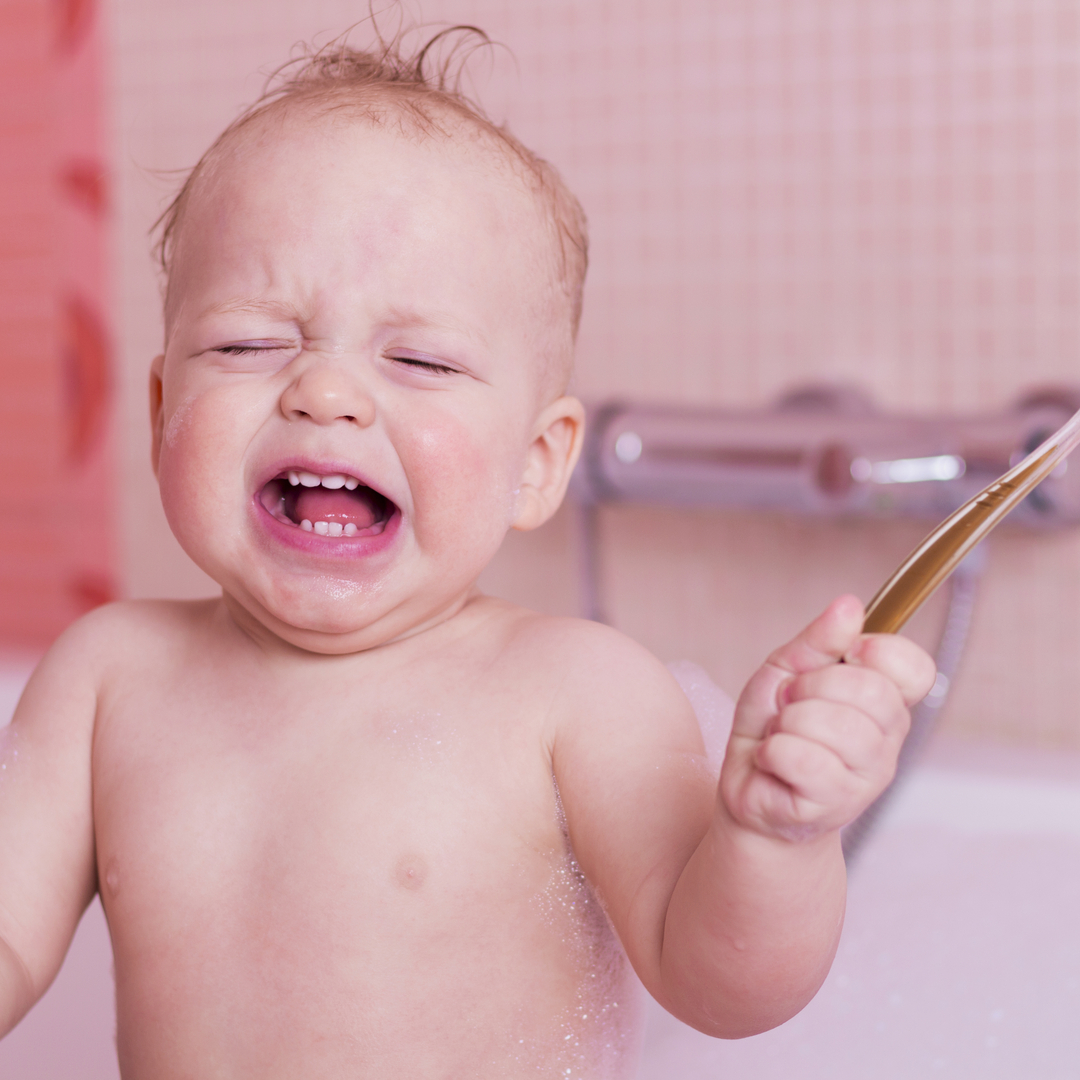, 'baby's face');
152,110,580,652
